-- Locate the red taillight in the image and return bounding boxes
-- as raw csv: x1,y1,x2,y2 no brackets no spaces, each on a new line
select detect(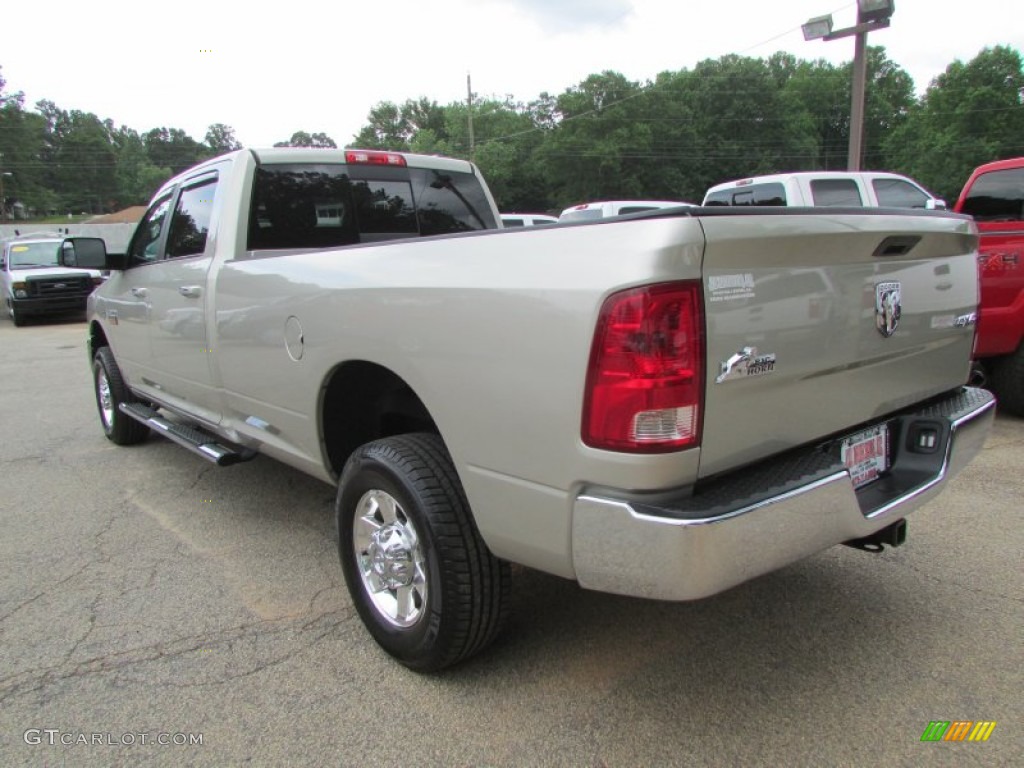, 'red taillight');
345,150,407,167
583,282,704,452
